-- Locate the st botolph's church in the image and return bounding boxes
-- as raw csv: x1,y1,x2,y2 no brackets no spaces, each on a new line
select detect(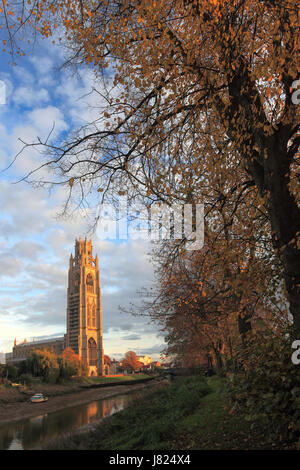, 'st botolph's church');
6,237,105,376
